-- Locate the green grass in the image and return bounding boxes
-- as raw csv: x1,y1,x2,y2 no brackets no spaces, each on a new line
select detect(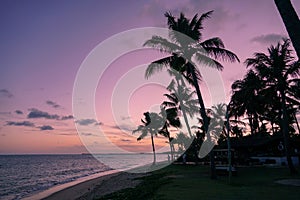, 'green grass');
155,165,300,200
97,165,300,200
